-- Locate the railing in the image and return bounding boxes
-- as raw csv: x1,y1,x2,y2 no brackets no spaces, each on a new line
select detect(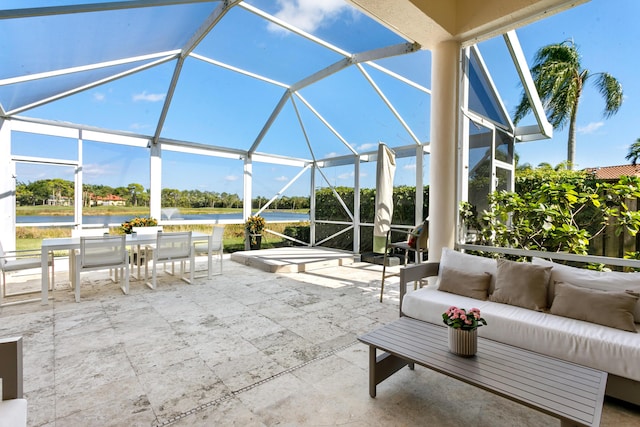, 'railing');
457,243,640,270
